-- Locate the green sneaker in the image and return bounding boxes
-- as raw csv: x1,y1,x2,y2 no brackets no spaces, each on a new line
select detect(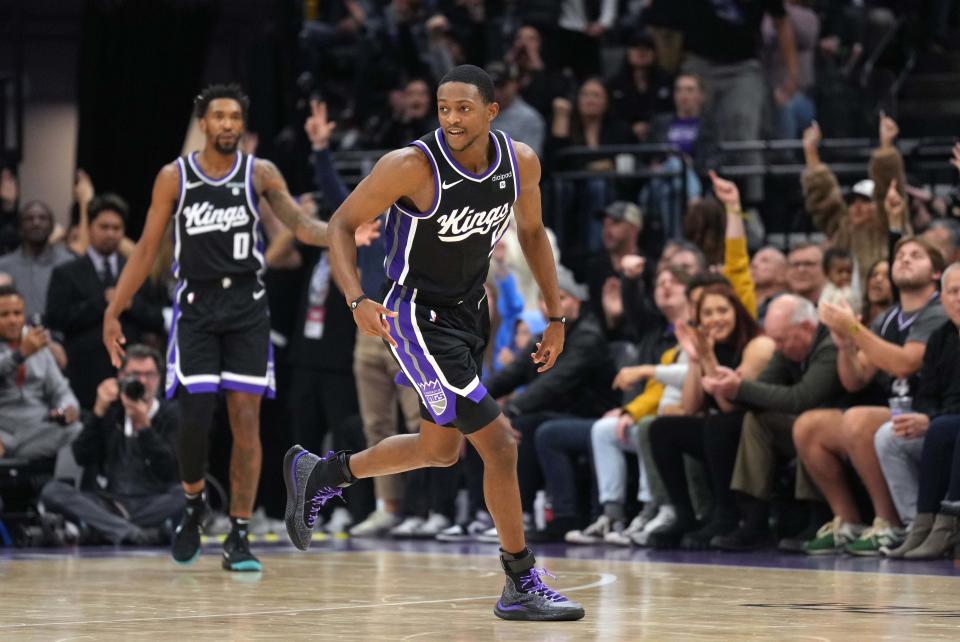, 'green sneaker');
845,517,906,557
803,517,863,555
